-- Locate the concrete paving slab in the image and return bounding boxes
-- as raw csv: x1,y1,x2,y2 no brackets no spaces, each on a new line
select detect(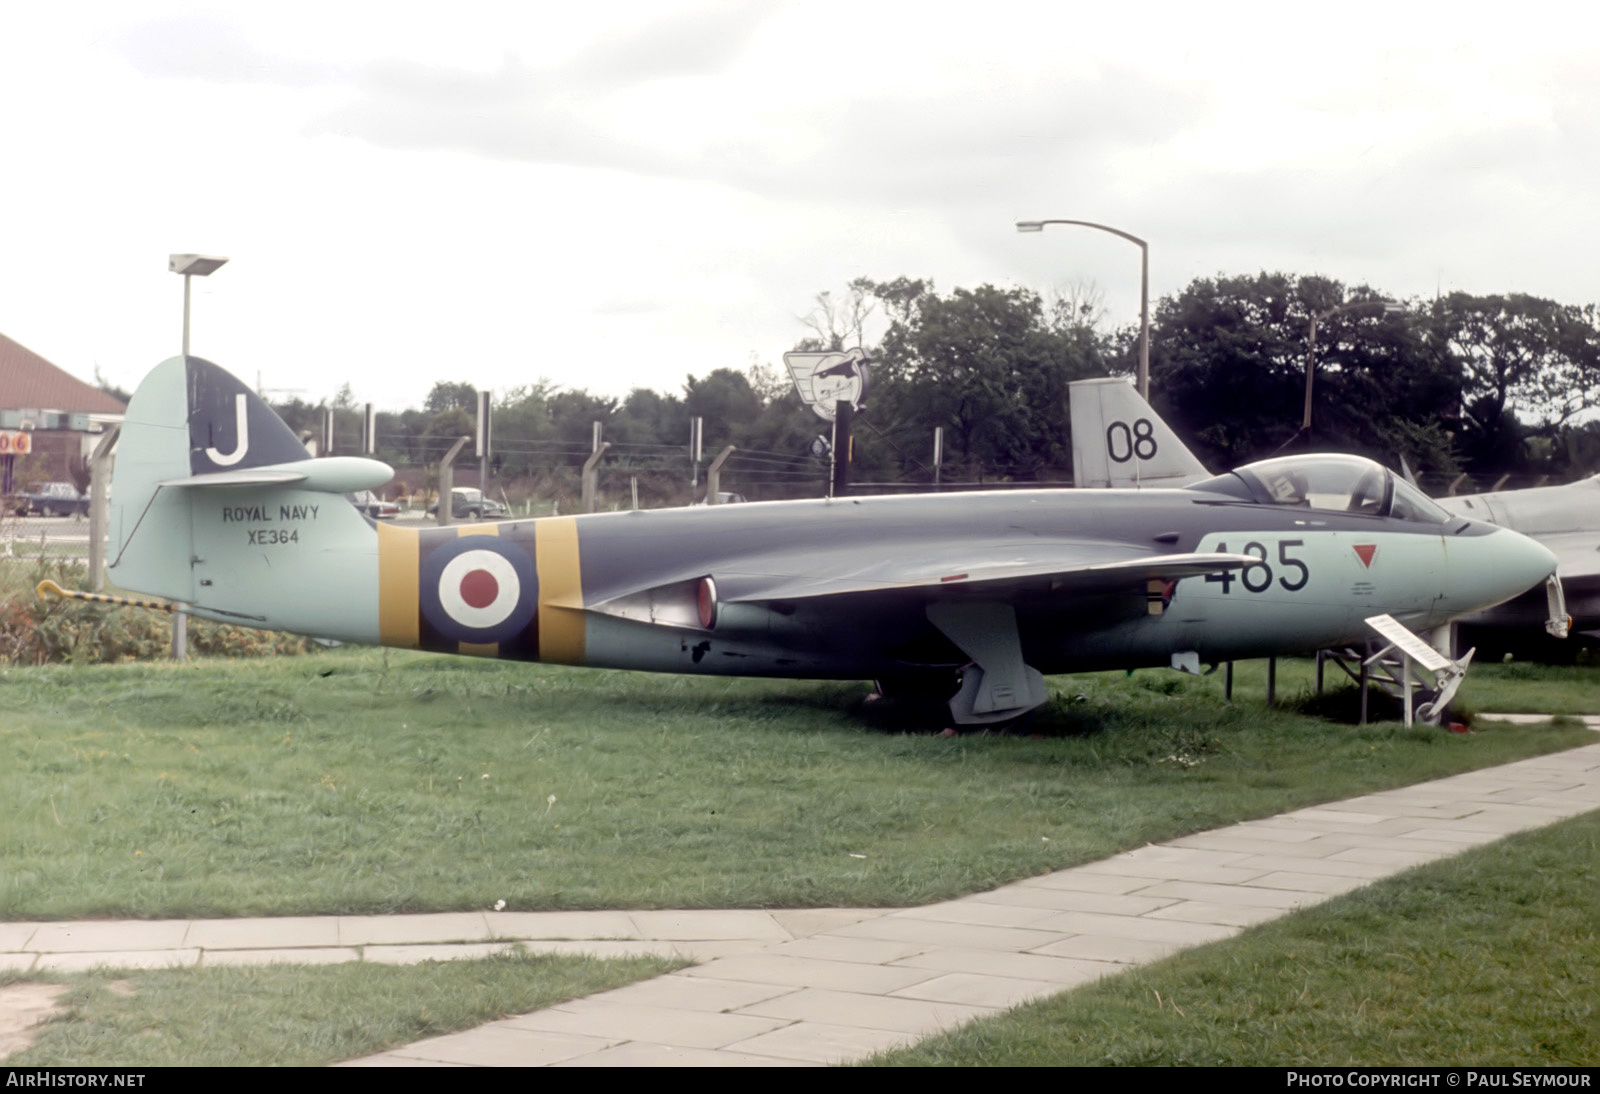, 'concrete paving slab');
767,909,894,939
1226,854,1409,878
1326,847,1442,867
484,911,640,941
1028,910,1242,944
1143,900,1295,928
554,1041,819,1066
737,987,995,1035
682,953,940,994
381,1024,616,1067
336,1054,468,1067
890,946,1117,987
1030,934,1194,965
36,948,200,972
1163,831,1344,856
669,939,780,961
628,910,793,941
337,913,490,946
25,920,190,953
719,1021,917,1064
889,971,1063,1008
504,999,790,1049
1076,859,1270,885
827,916,1074,952
1133,880,1314,909
581,974,797,1014
185,916,339,951
1244,871,1374,895
969,885,1180,916
1017,869,1167,893
0,954,37,973
200,947,360,967
764,935,931,965
883,899,1063,928
0,925,39,951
